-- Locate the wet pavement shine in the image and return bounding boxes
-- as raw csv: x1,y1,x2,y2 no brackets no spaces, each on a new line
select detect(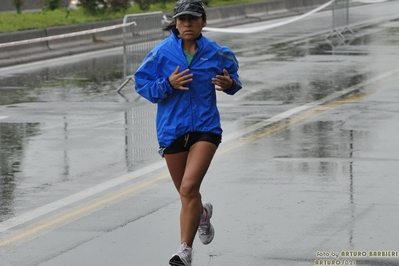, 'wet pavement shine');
1,1,399,266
